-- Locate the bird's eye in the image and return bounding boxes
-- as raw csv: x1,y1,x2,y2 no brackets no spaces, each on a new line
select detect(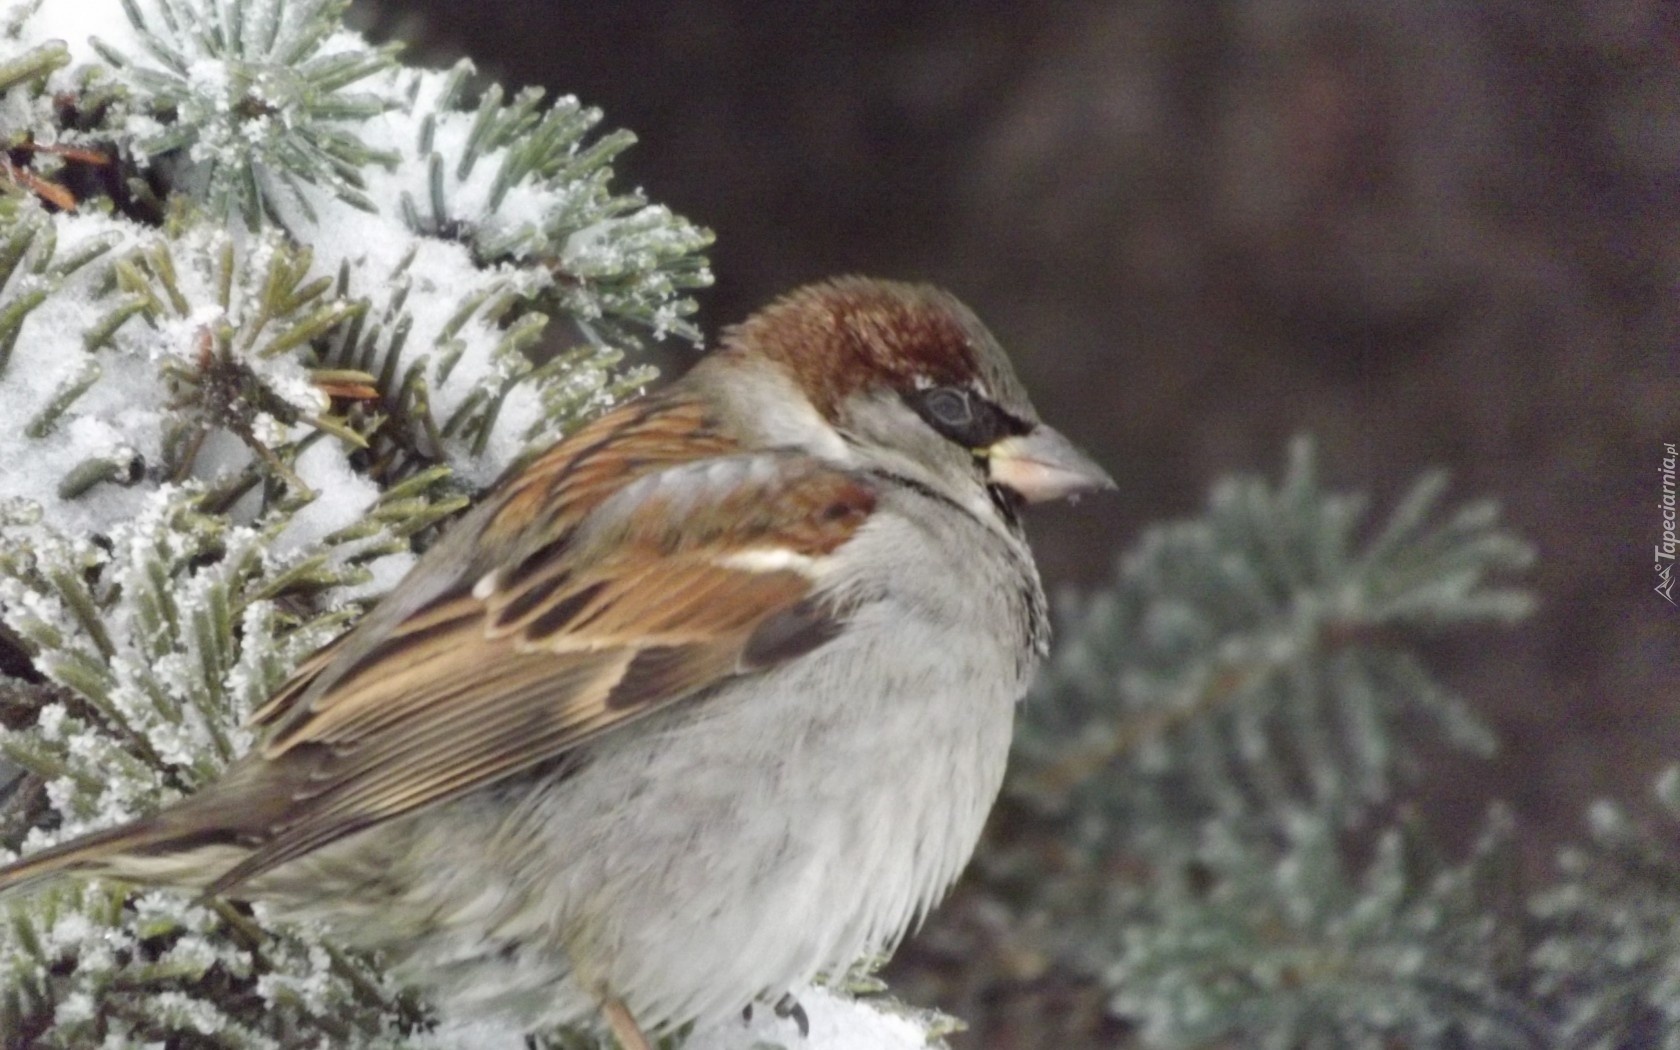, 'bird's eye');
922,388,973,429
908,385,1022,448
